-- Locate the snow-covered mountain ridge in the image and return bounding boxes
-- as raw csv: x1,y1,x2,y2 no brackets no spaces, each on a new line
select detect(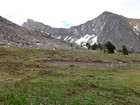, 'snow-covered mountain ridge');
22,11,140,52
